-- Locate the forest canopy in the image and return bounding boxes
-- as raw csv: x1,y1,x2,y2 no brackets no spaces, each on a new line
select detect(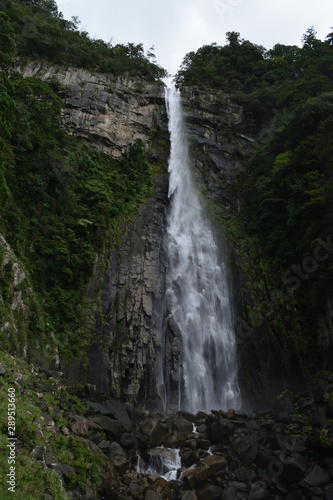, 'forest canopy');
0,1,158,357
176,28,333,361
0,0,333,365
0,0,167,81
